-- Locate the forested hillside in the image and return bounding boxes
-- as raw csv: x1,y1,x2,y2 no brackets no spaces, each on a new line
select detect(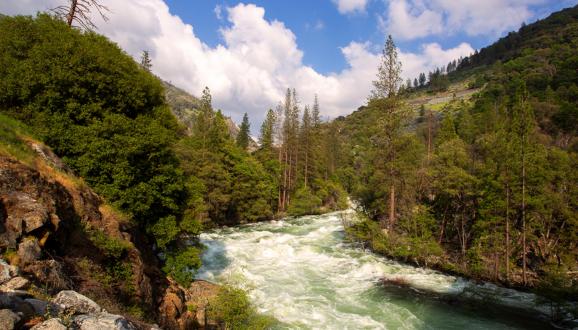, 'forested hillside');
0,13,347,291
337,5,578,301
